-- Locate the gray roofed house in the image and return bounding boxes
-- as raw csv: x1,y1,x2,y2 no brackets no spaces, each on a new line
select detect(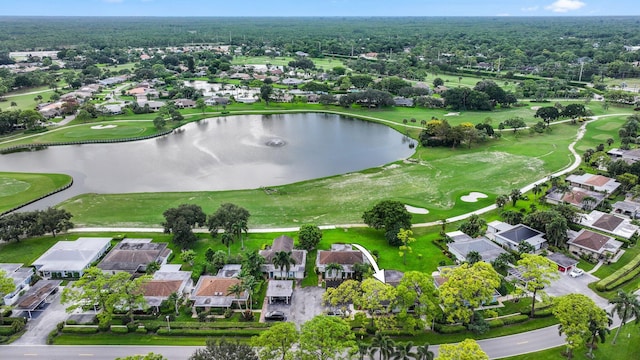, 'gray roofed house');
567,229,623,261
217,264,241,278
492,223,547,251
393,97,414,107
97,239,171,274
580,210,639,240
545,186,606,210
607,148,640,164
546,253,579,273
446,231,508,263
32,238,111,279
0,263,33,306
266,280,293,304
612,198,640,218
260,236,307,280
